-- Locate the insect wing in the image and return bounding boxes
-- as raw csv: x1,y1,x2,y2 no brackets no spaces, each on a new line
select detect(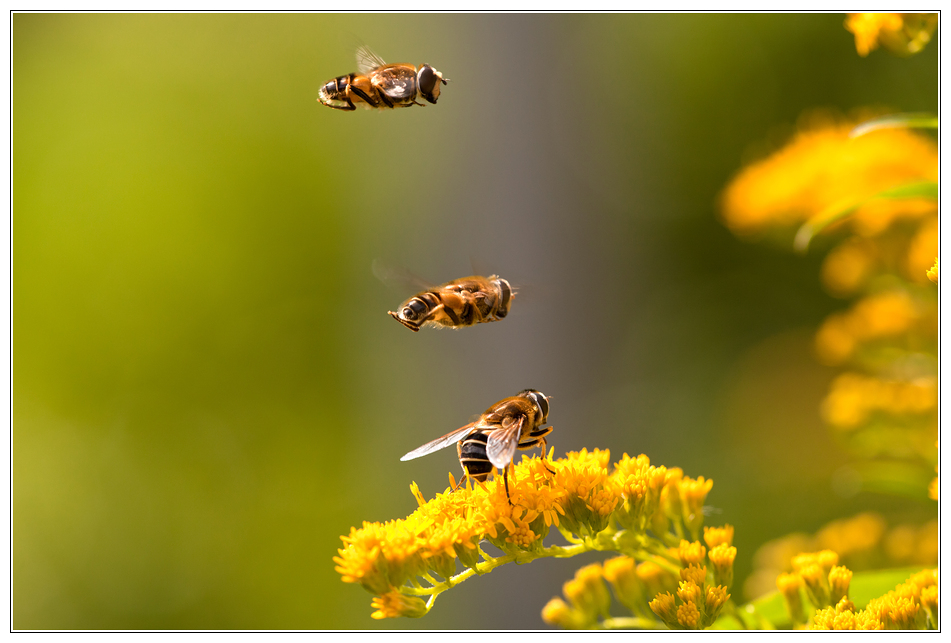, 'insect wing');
372,258,438,297
485,417,523,469
400,423,477,461
356,46,387,74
